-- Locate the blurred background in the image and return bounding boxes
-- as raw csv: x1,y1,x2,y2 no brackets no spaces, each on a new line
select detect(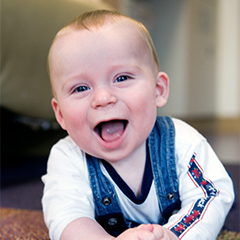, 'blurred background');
1,0,239,230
